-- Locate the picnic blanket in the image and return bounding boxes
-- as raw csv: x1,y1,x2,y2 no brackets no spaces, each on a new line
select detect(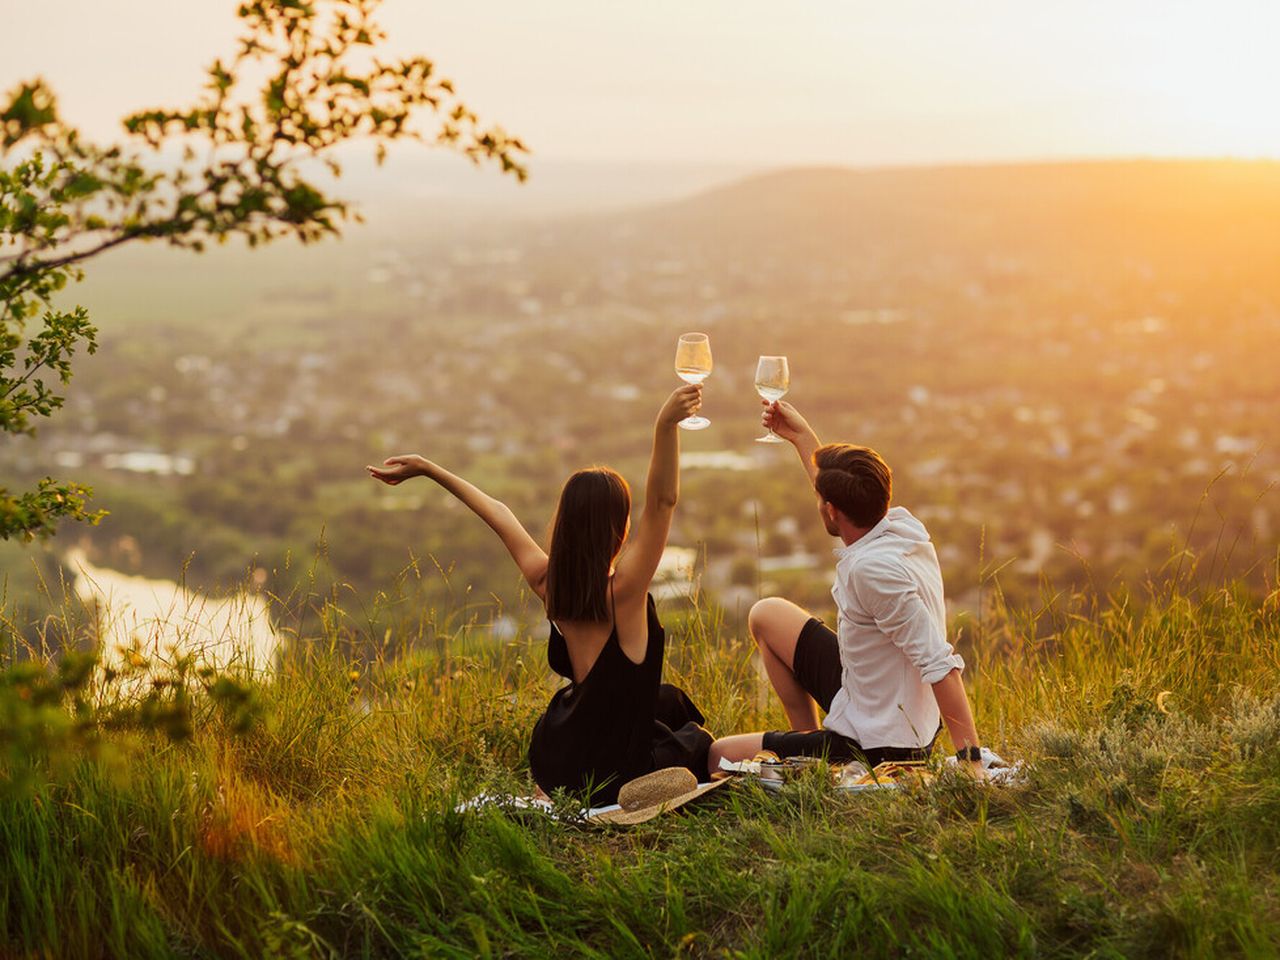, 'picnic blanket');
456,748,1024,820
